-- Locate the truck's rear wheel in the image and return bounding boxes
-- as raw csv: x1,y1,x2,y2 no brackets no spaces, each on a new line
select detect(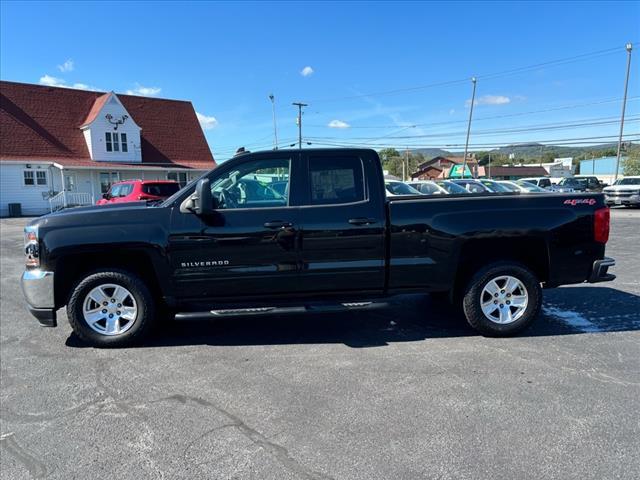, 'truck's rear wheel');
67,270,155,347
463,262,541,336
